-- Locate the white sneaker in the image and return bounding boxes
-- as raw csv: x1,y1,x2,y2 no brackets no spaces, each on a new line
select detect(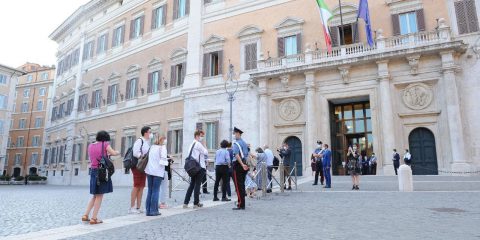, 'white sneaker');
128,208,140,214
137,208,144,213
